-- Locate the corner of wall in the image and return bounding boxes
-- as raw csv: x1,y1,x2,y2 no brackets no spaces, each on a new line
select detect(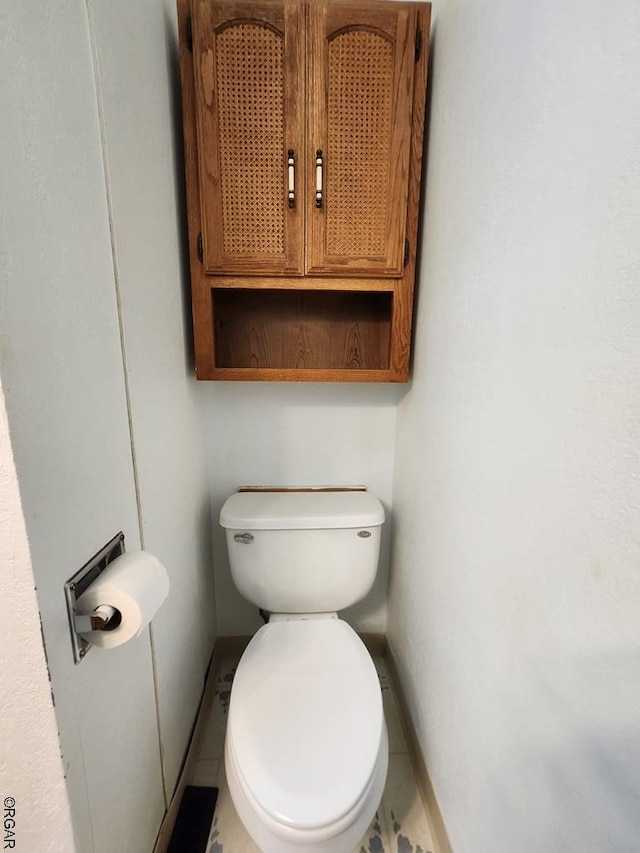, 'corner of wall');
0,380,76,851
